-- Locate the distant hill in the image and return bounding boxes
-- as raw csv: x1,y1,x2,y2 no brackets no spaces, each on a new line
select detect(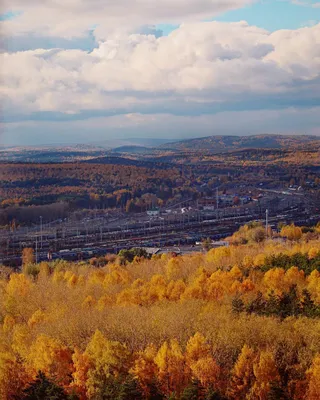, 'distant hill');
112,145,150,153
83,156,172,169
93,137,174,149
158,134,320,153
